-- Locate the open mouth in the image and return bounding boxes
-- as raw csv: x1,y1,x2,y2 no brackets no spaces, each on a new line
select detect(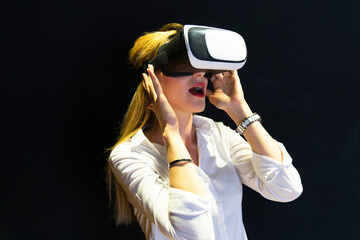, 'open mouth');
189,84,205,97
